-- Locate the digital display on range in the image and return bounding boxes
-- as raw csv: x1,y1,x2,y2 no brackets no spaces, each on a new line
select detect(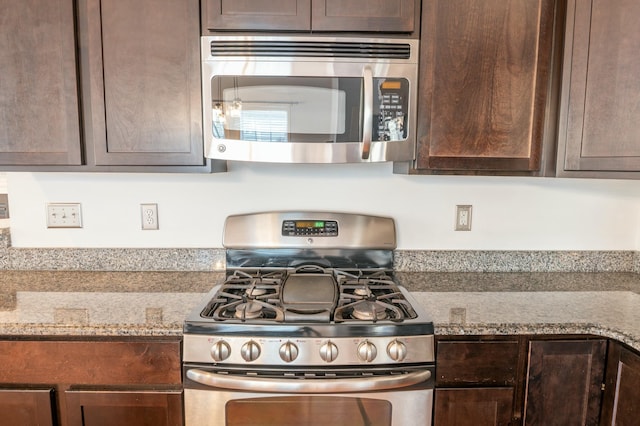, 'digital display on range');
282,220,338,236
295,221,325,228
